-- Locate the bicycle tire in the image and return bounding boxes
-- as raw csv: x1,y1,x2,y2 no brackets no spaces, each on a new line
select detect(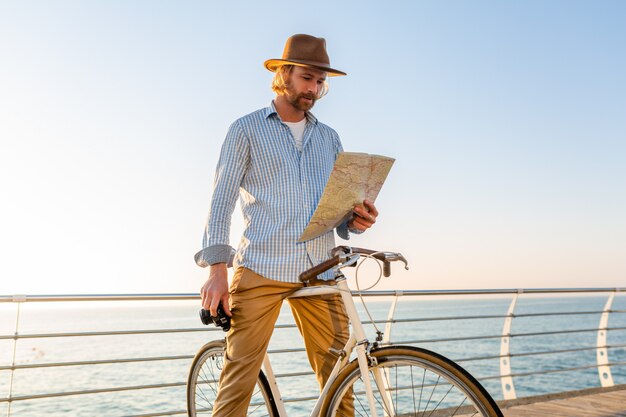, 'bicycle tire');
321,345,503,417
186,339,279,417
